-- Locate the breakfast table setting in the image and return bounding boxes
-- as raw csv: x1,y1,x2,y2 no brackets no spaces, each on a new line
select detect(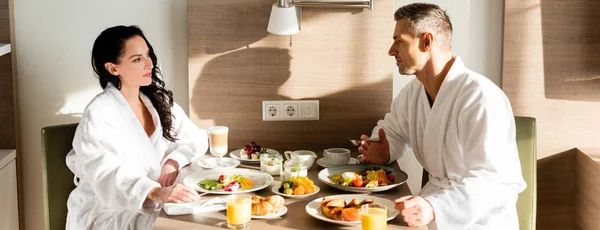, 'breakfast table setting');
153,134,427,230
